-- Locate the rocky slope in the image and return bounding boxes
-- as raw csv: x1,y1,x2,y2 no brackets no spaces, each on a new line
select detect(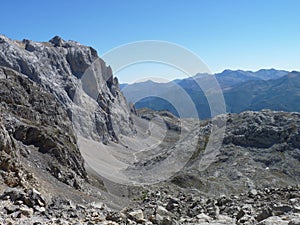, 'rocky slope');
0,185,299,224
170,110,300,195
0,66,86,190
0,35,137,222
